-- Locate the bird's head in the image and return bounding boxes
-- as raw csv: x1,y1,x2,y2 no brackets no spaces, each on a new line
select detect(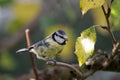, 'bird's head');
52,30,68,45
